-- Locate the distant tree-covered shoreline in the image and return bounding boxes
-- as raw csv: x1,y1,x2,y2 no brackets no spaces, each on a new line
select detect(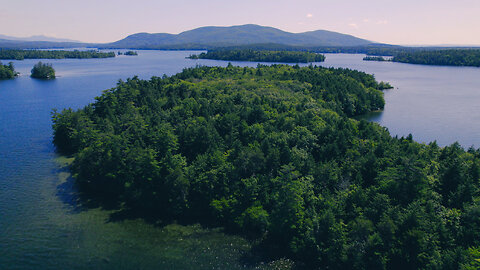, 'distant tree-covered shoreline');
363,49,480,67
0,61,18,79
189,49,325,63
0,49,115,60
392,49,480,67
